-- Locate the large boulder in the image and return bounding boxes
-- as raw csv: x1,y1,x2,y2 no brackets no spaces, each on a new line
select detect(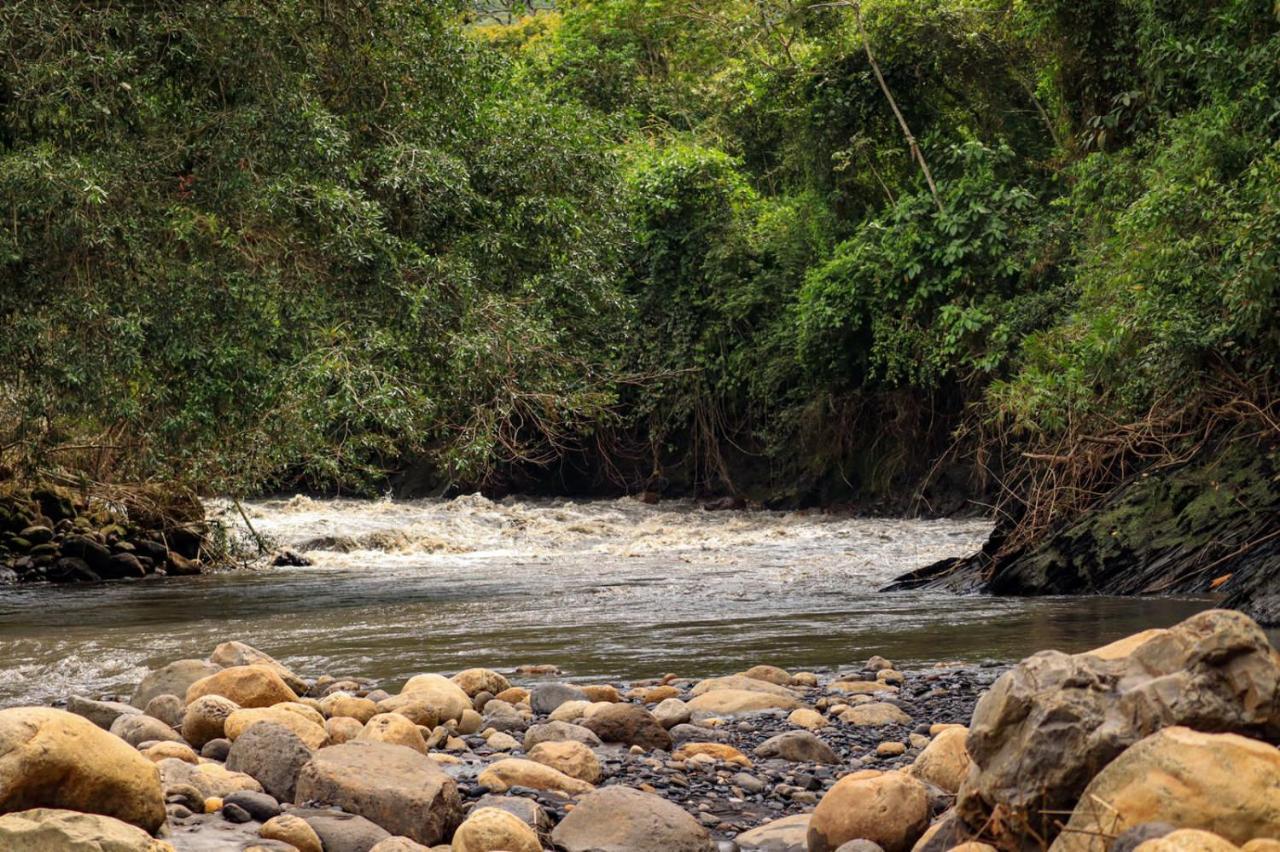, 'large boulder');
209,640,308,695
908,726,971,794
451,668,512,698
181,694,240,749
294,741,463,845
0,808,173,852
130,659,220,709
687,689,801,716
0,708,166,833
957,610,1280,846
583,703,673,751
523,721,602,751
753,730,838,764
451,807,541,852
807,769,929,852
476,758,595,796
1051,727,1280,851
186,665,298,708
551,785,713,852
396,674,471,723
226,721,314,802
